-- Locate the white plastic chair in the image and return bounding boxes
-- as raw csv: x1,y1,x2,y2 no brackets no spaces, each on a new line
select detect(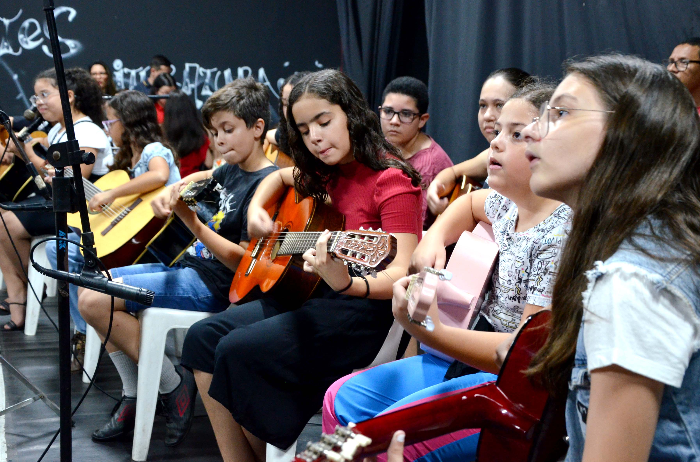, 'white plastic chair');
24,235,58,336
0,268,5,291
265,320,405,462
132,308,214,462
